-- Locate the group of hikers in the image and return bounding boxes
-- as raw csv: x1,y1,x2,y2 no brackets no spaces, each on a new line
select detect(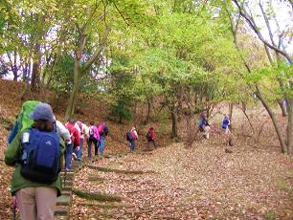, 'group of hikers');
3,100,226,220
198,109,231,141
4,101,112,220
126,126,157,151
4,101,158,220
57,118,109,169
